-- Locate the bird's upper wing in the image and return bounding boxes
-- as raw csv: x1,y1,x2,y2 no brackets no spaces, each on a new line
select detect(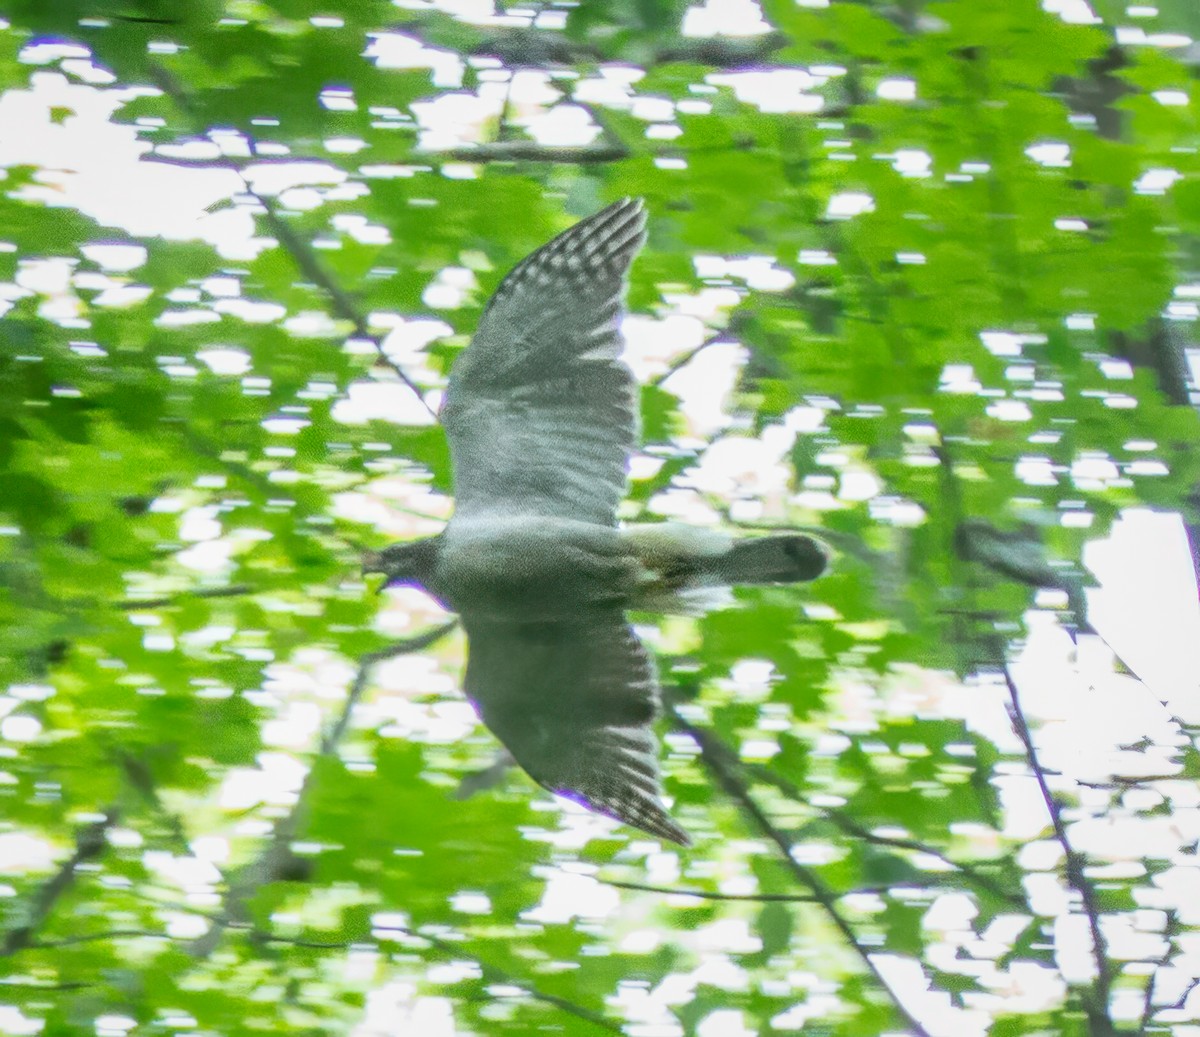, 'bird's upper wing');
440,198,646,526
460,609,689,845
